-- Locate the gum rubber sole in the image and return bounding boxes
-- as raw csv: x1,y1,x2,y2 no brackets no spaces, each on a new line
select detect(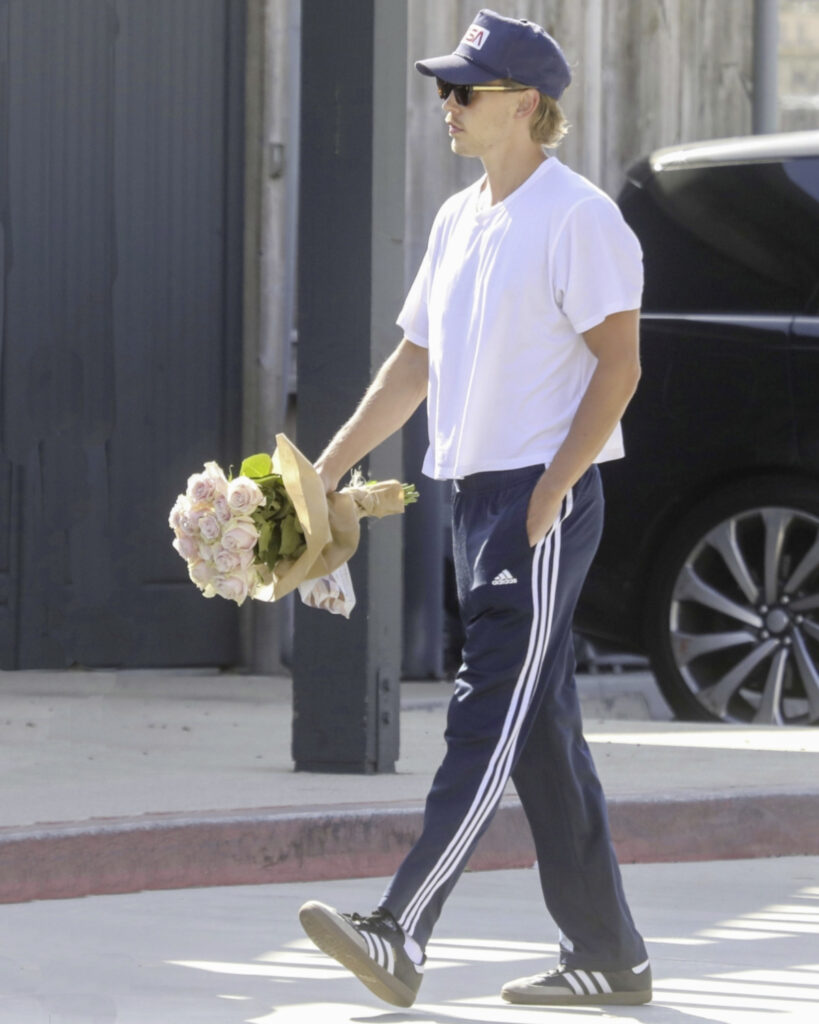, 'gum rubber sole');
299,901,417,1008
502,988,652,1006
